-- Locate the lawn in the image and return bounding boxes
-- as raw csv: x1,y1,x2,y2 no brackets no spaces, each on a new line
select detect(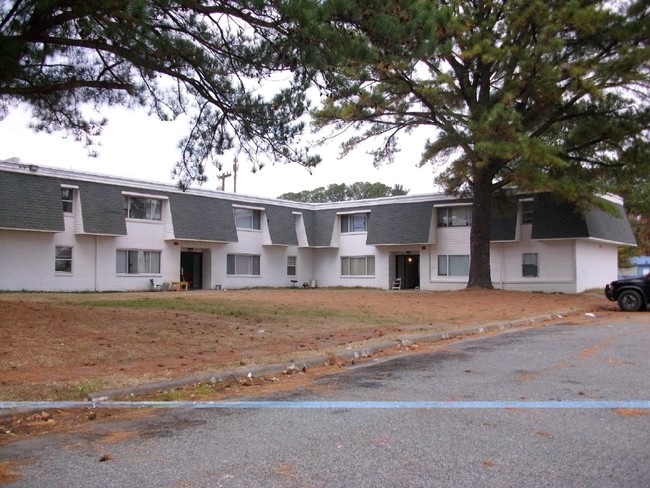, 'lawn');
0,288,612,401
